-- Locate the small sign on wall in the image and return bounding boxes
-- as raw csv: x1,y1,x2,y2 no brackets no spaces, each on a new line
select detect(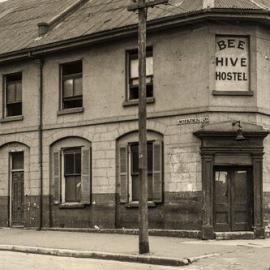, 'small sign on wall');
215,36,249,91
